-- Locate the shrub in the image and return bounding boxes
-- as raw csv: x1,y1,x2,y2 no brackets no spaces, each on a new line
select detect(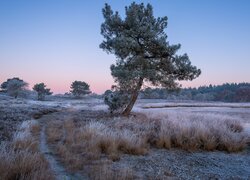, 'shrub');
104,90,129,114
1,77,28,98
